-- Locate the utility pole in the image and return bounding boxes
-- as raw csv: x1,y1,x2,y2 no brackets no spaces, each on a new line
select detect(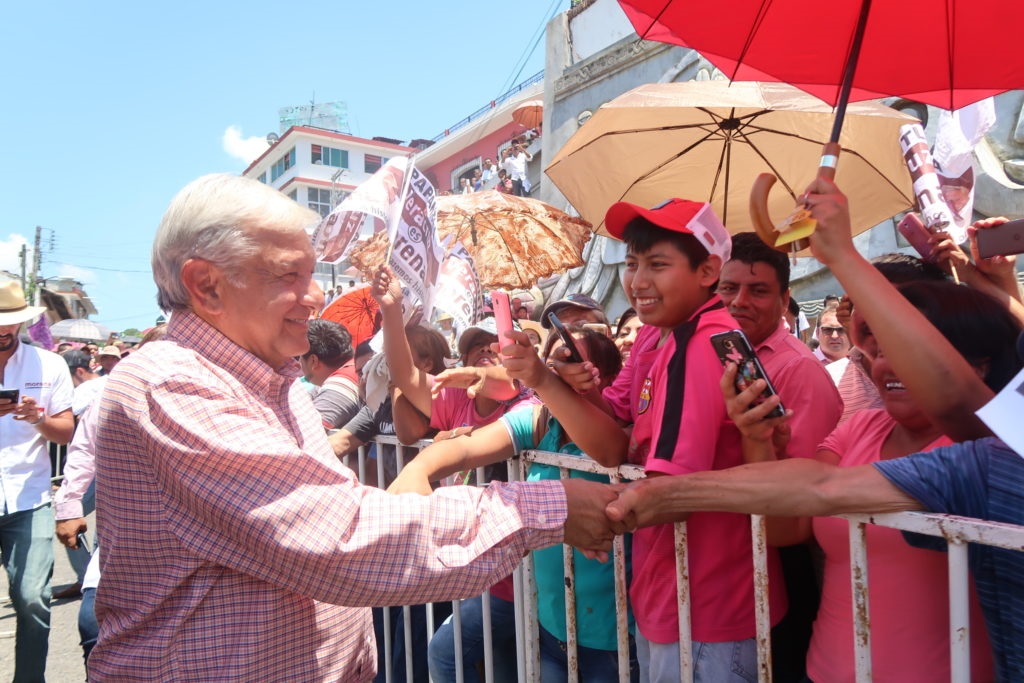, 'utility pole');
30,225,42,305
19,244,27,292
